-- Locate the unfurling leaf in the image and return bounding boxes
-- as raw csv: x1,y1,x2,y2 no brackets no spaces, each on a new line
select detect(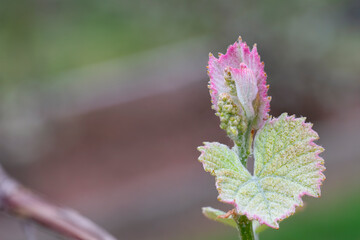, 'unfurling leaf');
202,207,237,228
198,113,325,229
207,37,270,130
202,207,269,233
